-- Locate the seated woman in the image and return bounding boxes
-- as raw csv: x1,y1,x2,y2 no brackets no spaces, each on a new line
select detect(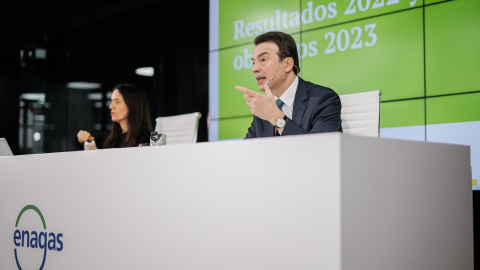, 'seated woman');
74,83,153,150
